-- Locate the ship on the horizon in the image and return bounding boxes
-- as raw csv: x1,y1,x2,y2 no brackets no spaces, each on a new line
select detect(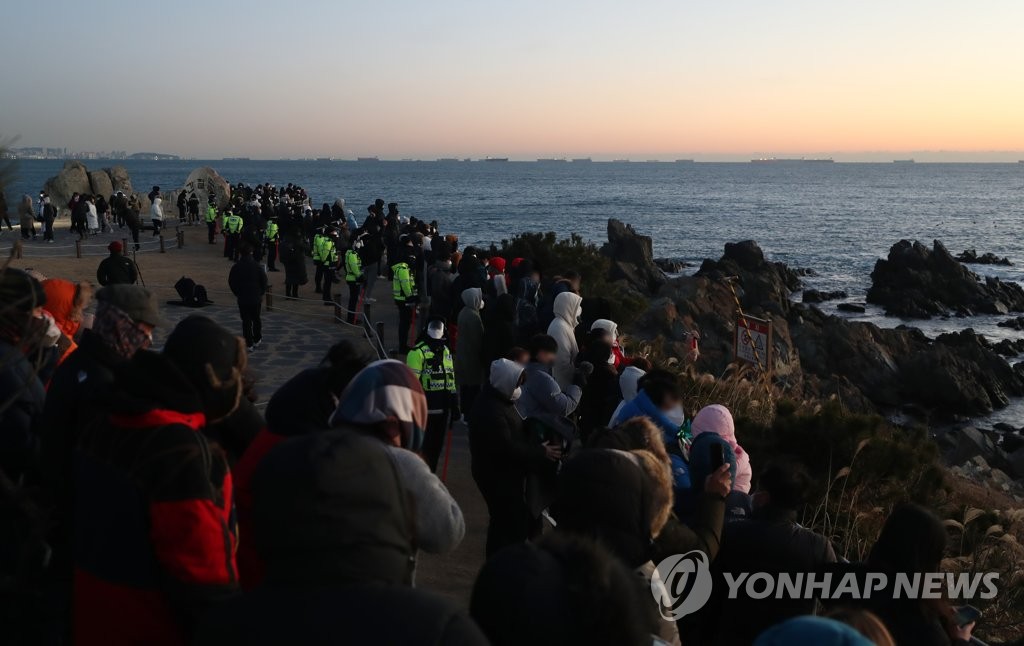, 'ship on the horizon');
675,159,695,163
356,156,380,162
537,157,567,162
893,159,915,164
571,157,592,163
437,157,460,162
751,157,834,163
221,157,250,161
483,157,509,162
